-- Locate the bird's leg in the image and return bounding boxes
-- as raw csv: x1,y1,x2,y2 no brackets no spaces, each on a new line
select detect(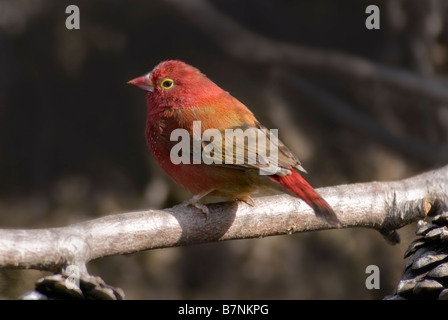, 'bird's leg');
182,190,214,216
235,195,255,207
